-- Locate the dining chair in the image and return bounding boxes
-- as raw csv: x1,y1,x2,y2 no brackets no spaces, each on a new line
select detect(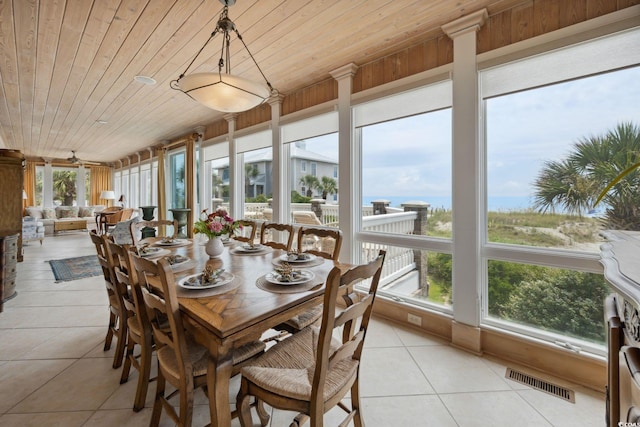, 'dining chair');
296,226,343,261
273,226,343,334
101,207,135,234
233,219,258,243
89,230,129,369
259,222,294,251
106,239,156,412
130,219,178,246
236,250,386,427
131,254,267,427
